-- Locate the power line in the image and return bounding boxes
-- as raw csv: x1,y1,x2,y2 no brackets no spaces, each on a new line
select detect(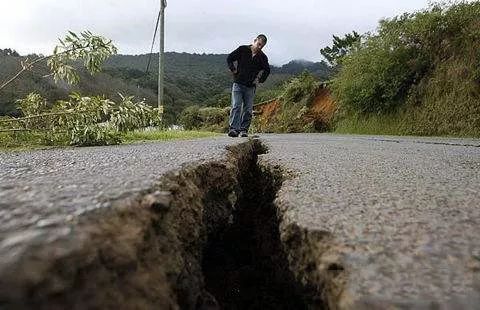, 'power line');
145,7,161,74
158,0,167,109
145,0,166,110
